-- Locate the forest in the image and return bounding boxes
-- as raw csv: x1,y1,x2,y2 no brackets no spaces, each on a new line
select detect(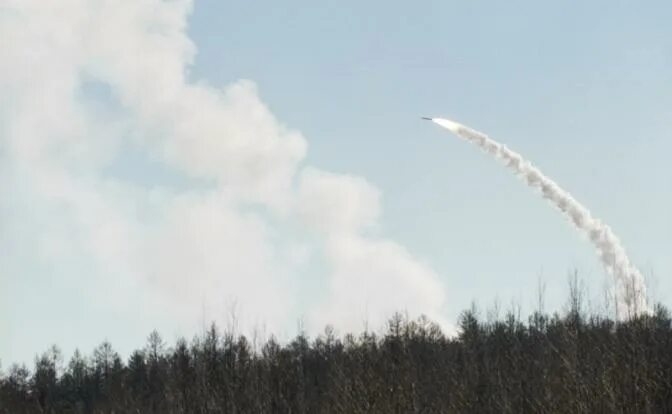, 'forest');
2,287,672,413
